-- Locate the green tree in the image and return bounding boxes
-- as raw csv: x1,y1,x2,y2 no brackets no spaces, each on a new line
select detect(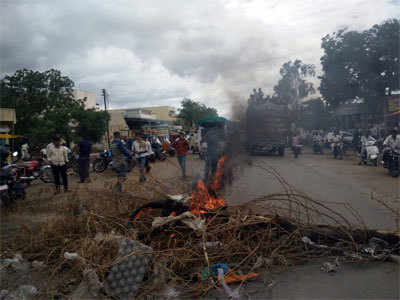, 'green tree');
72,108,110,143
177,98,218,127
273,59,316,105
0,69,109,145
319,19,400,108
